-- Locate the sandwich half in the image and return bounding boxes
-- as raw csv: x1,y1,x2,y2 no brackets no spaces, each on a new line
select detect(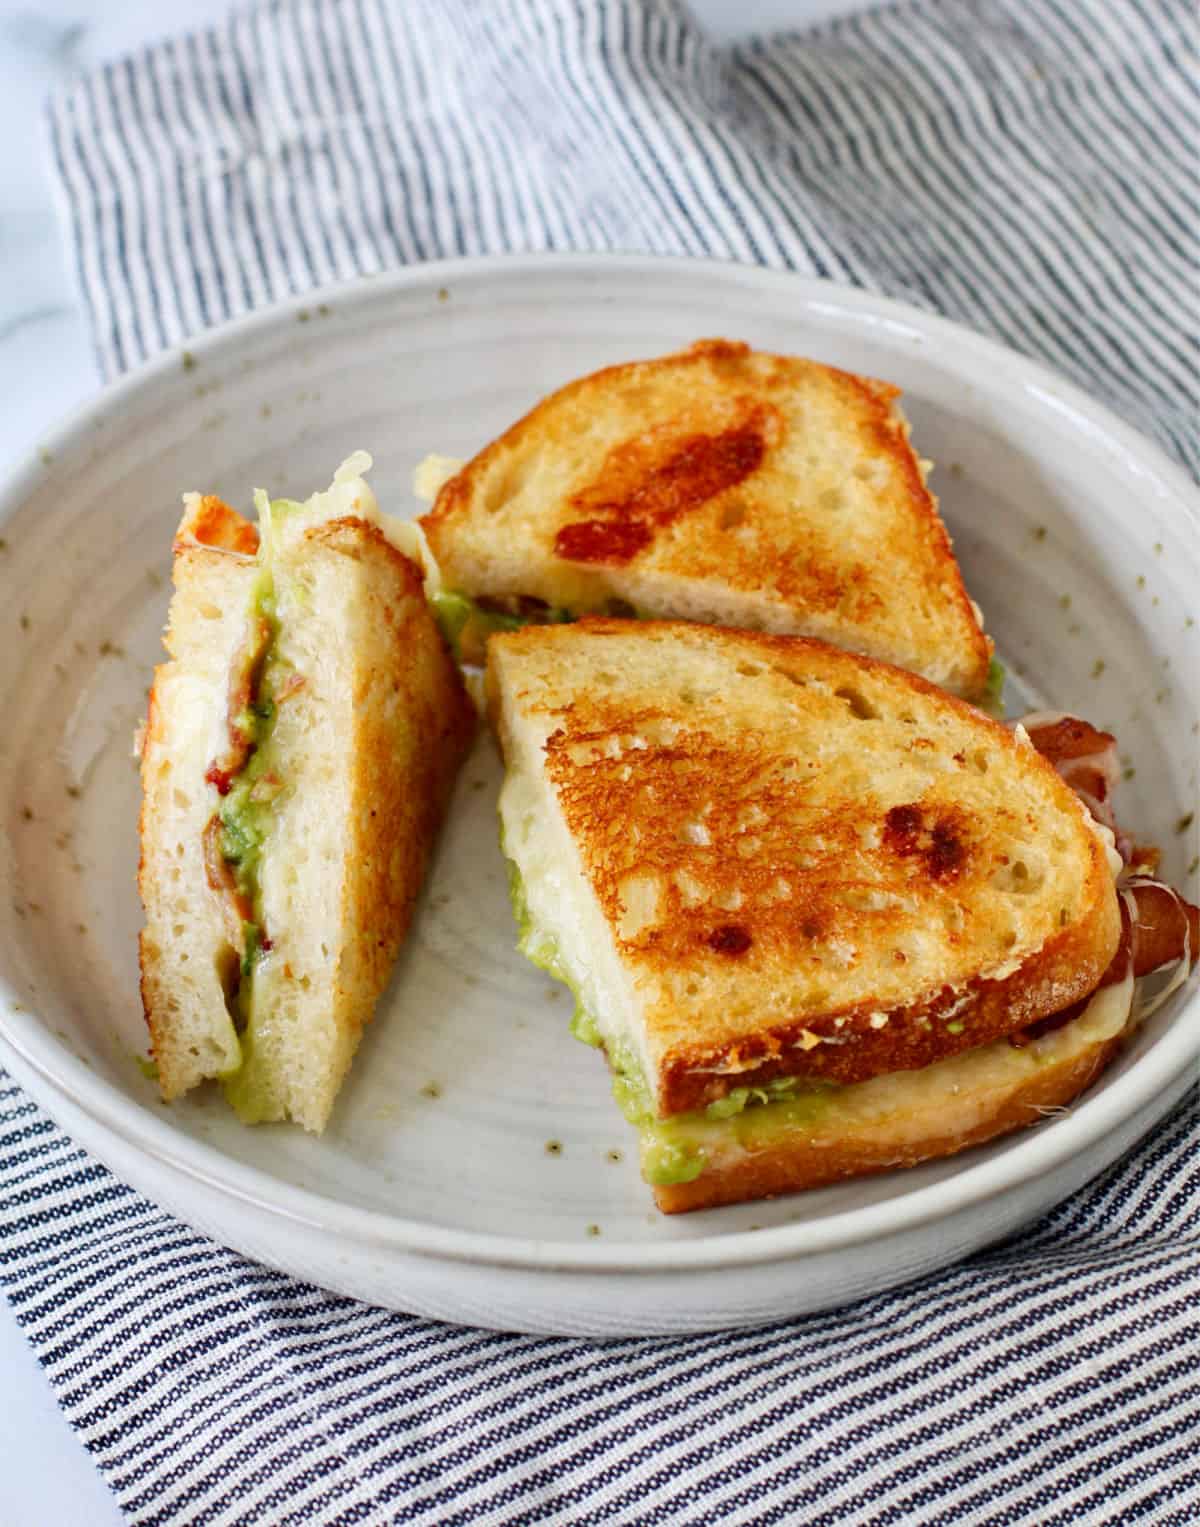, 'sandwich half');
487,620,1195,1211
138,453,475,1131
422,339,994,700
